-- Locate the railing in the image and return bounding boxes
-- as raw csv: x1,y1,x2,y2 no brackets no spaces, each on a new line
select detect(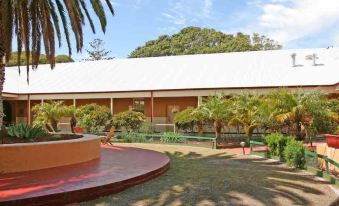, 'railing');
114,132,216,149
304,149,339,174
